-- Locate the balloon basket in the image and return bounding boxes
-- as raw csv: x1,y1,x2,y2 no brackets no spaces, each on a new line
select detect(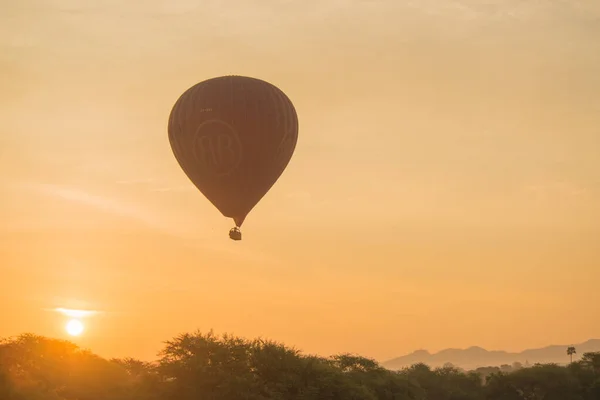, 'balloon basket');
229,227,242,241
